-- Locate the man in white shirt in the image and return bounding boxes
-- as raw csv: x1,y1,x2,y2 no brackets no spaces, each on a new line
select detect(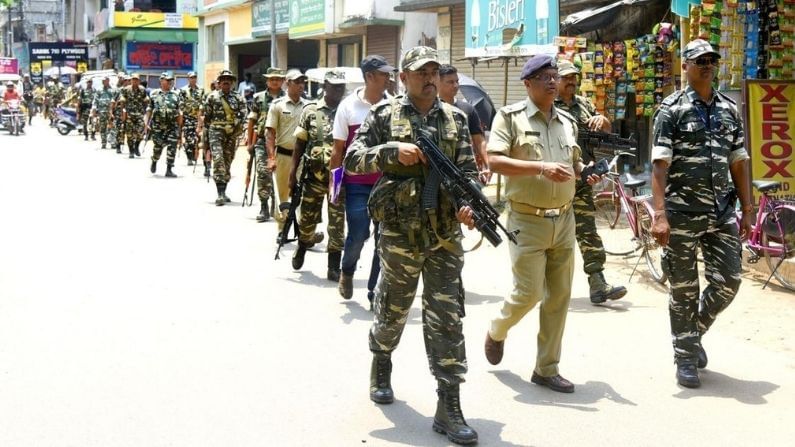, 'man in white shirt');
329,55,395,308
237,72,255,96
